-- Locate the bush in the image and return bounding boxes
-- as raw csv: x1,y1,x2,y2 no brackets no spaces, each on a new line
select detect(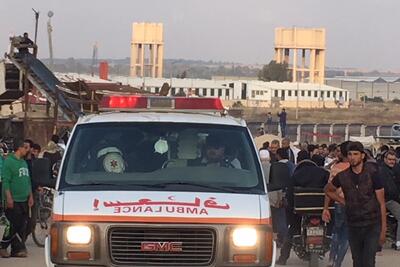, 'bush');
373,97,384,103
360,96,384,103
232,101,244,108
